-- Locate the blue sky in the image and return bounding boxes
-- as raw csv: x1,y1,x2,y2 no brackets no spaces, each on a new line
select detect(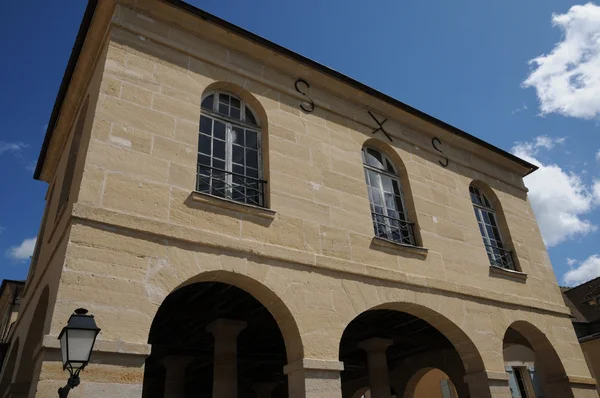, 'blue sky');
1,1,599,286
